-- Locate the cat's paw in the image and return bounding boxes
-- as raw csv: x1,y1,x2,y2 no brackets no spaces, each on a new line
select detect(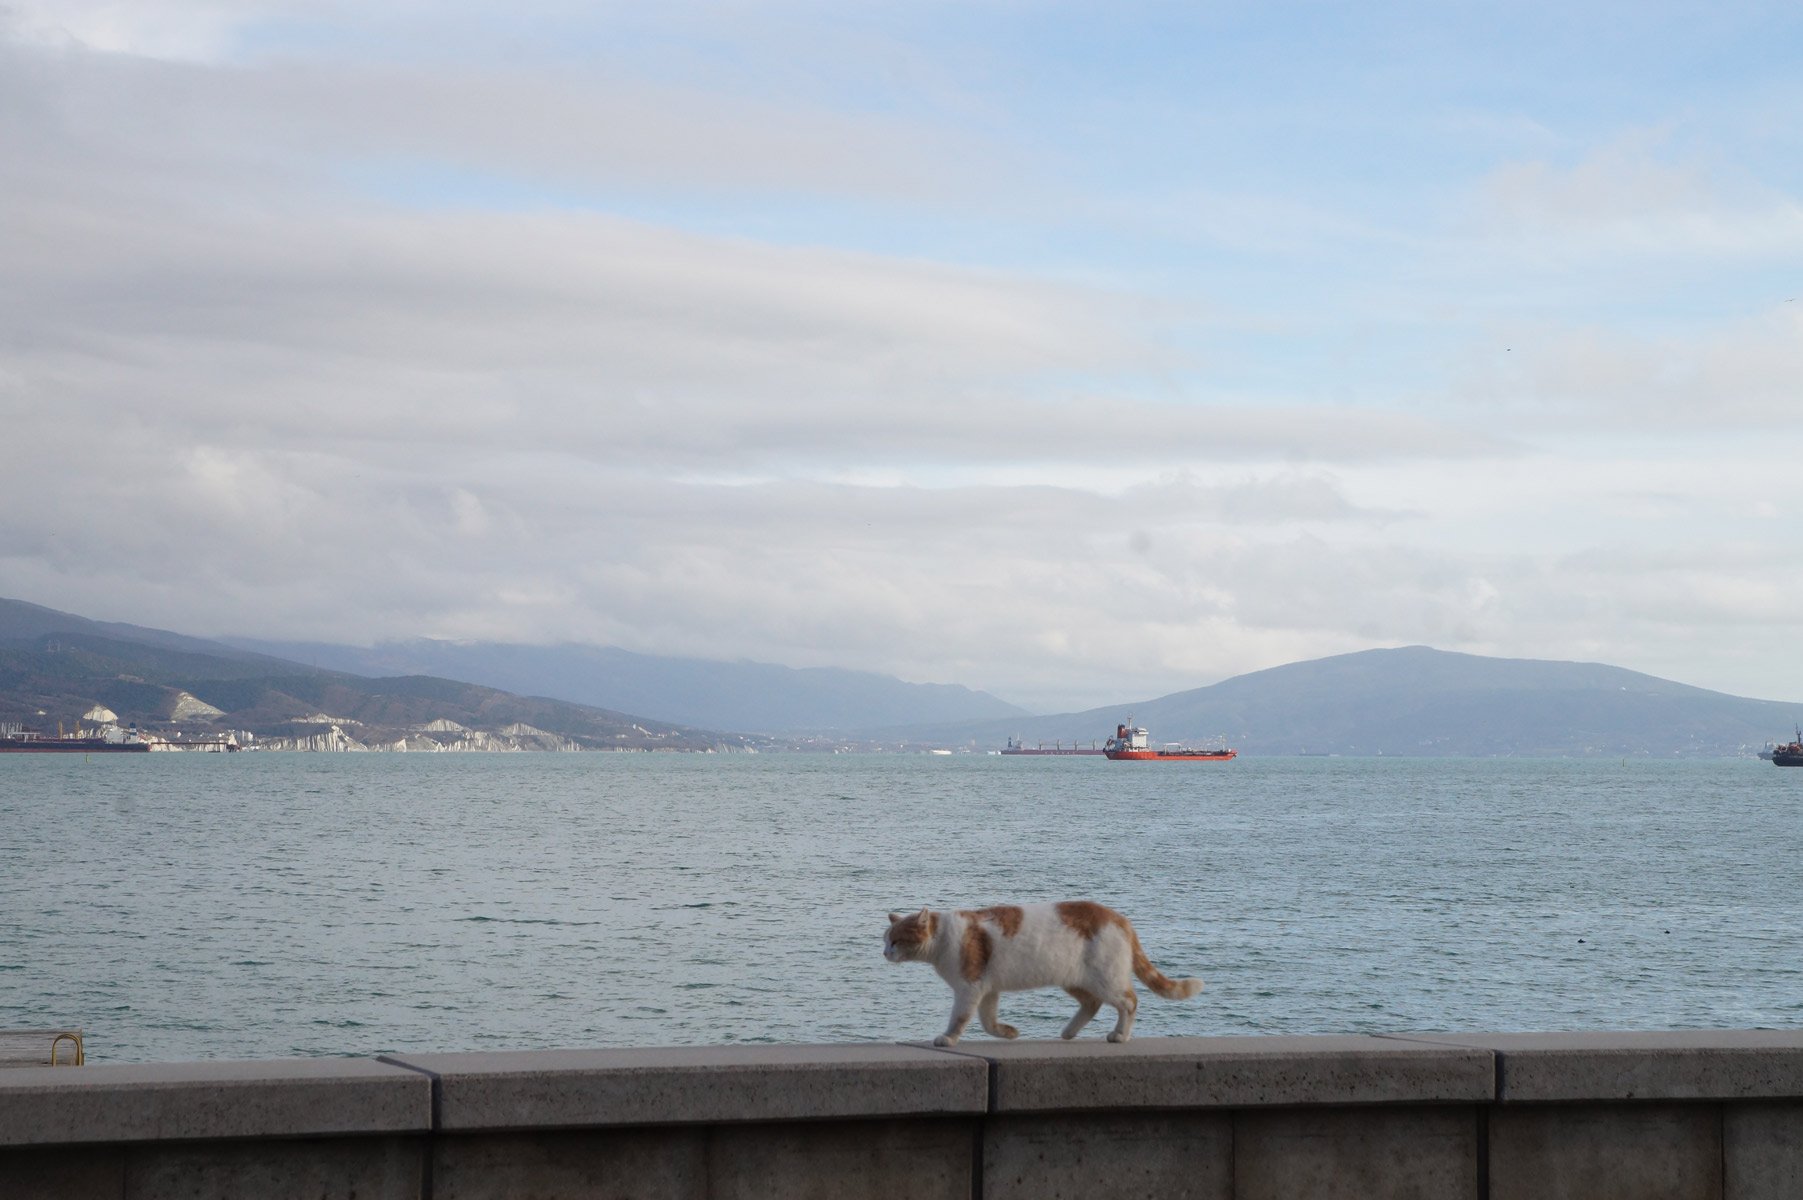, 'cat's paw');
932,1034,959,1047
1106,1031,1131,1043
1060,1030,1078,1040
997,1024,1020,1039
